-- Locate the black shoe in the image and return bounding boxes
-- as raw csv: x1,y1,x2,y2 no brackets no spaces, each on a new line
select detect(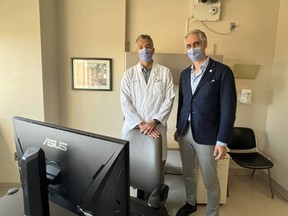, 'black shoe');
176,202,197,216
